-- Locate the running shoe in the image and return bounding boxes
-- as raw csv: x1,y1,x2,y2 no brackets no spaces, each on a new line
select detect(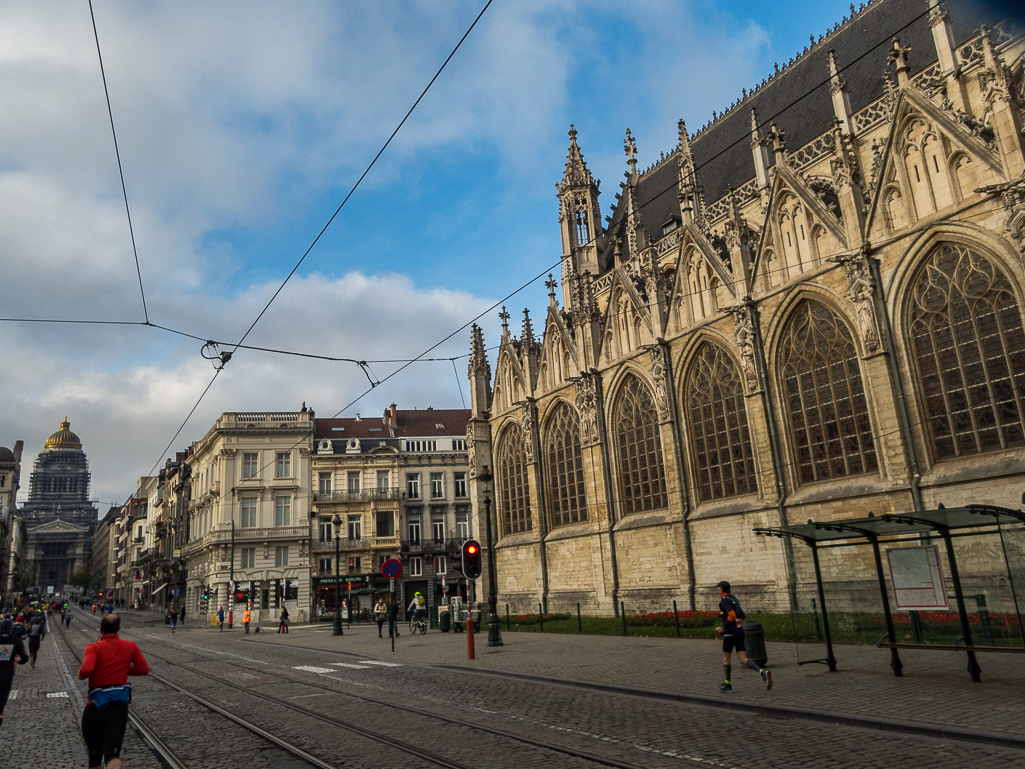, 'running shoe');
717,682,732,692
763,670,773,690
